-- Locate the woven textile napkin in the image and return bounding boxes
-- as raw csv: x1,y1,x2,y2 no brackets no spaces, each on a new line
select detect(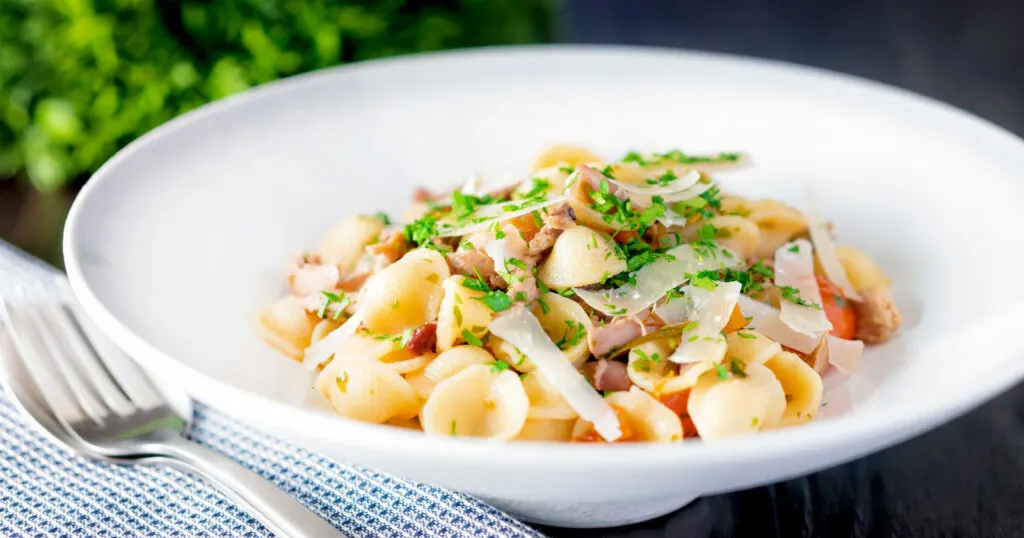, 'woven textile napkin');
0,241,543,538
